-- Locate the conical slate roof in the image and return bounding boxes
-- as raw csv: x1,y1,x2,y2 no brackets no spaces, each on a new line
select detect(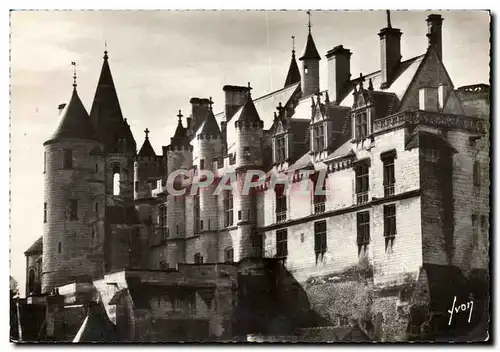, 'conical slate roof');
237,94,262,124
199,109,221,136
284,51,301,87
170,114,191,148
89,51,136,153
299,32,321,61
44,87,100,145
138,138,156,157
